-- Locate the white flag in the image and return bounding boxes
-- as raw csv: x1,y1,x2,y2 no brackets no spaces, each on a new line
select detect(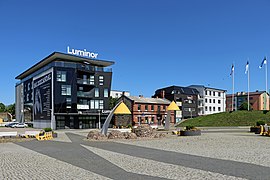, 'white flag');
245,61,249,74
259,57,267,69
